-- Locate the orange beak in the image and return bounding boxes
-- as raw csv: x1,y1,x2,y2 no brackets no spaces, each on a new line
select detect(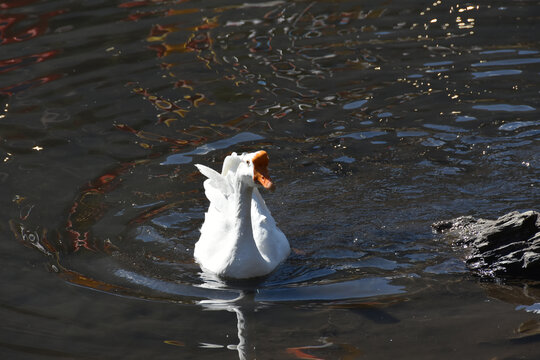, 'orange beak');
252,151,275,191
